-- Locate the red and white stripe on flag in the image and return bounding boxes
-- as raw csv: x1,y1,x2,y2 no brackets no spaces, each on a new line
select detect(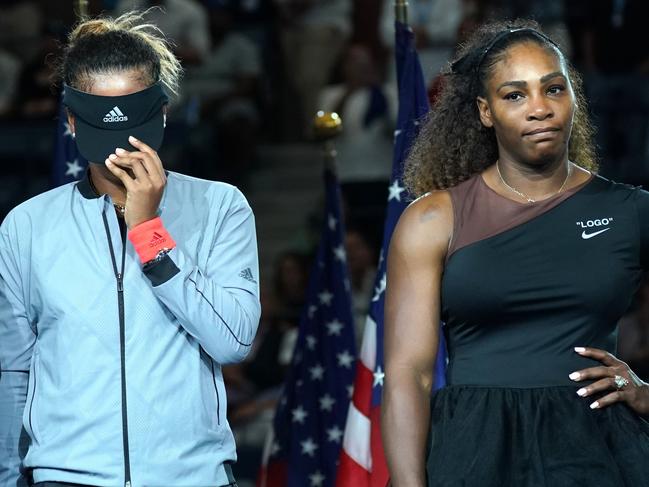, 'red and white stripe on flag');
335,316,389,487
